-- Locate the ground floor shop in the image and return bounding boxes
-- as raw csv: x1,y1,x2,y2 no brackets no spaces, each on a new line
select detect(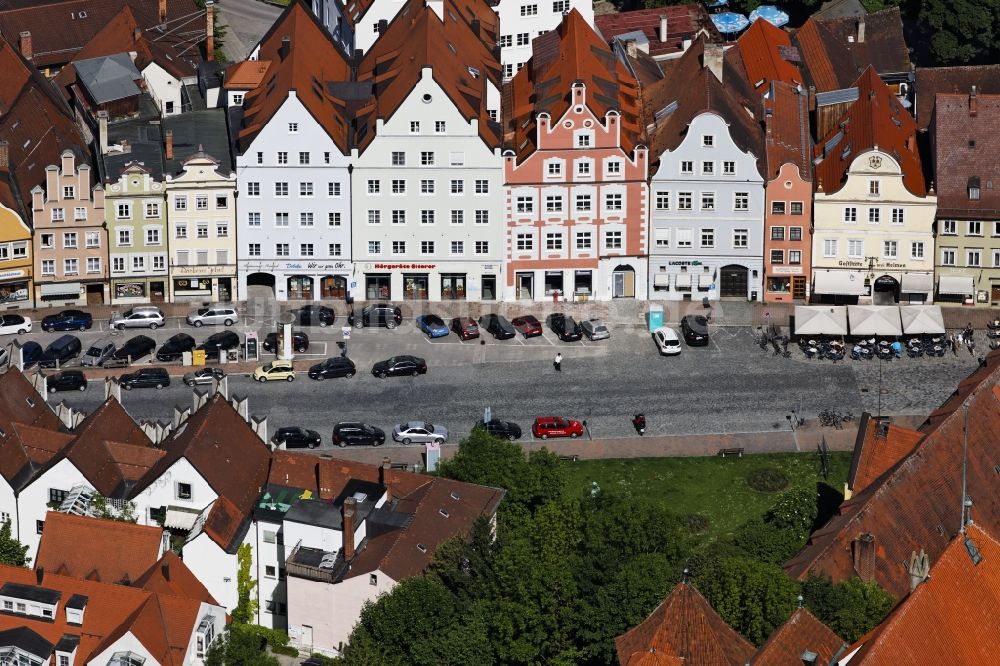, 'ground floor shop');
648,256,763,302
811,265,934,305
357,262,500,302
0,268,32,309
505,258,646,302
240,261,351,302
111,278,169,305
764,266,809,303
170,265,237,303
35,280,109,306
934,269,1000,307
